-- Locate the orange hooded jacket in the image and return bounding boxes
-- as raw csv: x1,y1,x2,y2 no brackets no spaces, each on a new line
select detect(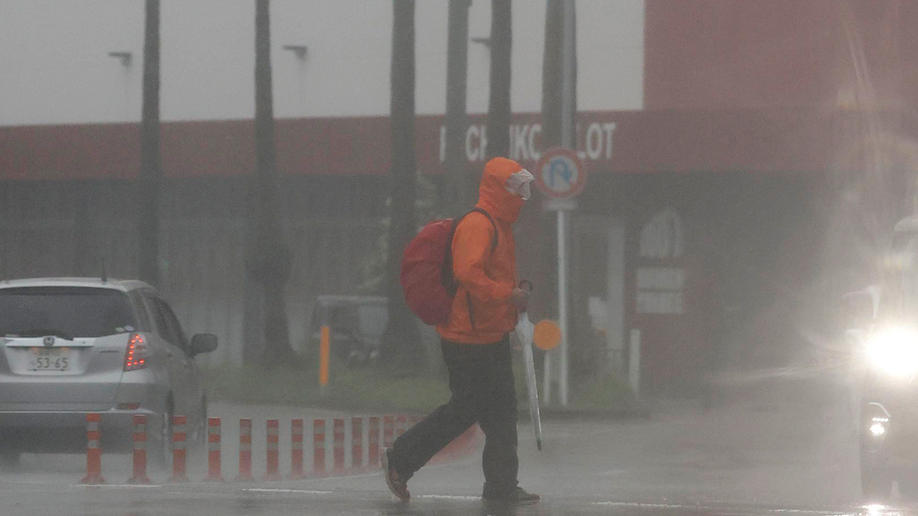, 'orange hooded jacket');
437,157,525,344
